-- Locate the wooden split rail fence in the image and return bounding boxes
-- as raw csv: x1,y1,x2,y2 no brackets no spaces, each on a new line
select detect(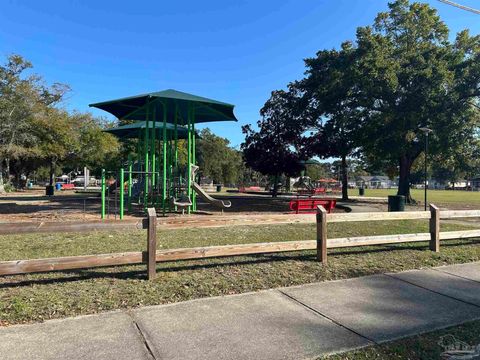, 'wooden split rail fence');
1,204,480,280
